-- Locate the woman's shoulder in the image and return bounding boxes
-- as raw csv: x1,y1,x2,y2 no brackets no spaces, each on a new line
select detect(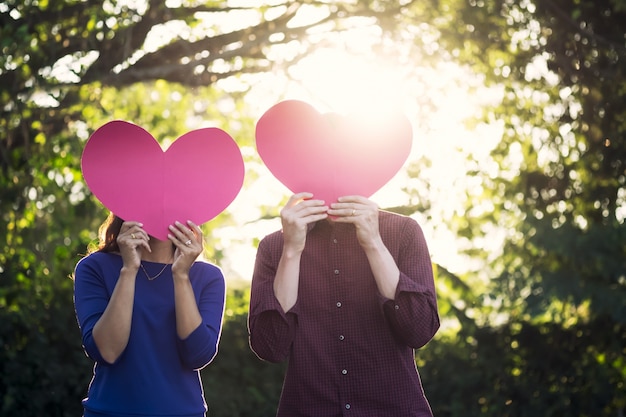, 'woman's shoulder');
190,260,225,293
75,251,120,271
191,259,225,280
